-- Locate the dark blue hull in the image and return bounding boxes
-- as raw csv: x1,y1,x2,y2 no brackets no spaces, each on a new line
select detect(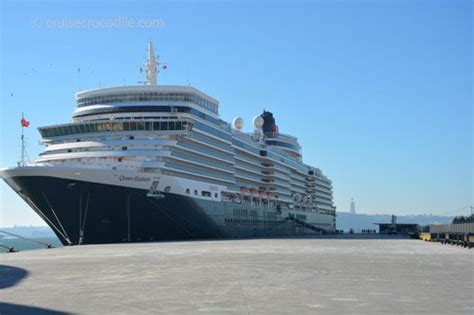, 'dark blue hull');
7,176,326,245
